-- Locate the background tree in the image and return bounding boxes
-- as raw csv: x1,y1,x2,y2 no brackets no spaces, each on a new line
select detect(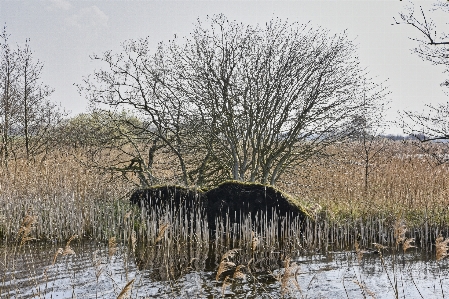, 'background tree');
0,26,65,164
16,38,60,159
346,80,390,192
57,110,165,187
0,26,20,165
81,15,387,187
395,1,449,163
